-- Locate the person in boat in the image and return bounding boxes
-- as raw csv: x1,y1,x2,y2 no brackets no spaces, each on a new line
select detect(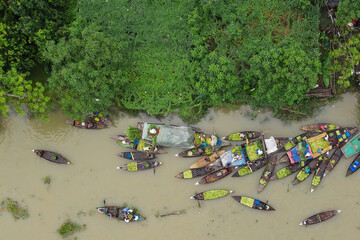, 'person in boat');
35,150,43,157
347,18,359,29
256,149,263,156
123,208,138,222
86,121,94,128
